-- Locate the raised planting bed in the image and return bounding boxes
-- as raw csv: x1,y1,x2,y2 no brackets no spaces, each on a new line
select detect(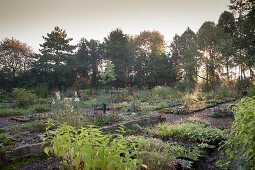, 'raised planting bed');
0,142,48,164
0,115,161,164
0,103,16,109
99,115,161,133
160,99,237,115
126,120,228,169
